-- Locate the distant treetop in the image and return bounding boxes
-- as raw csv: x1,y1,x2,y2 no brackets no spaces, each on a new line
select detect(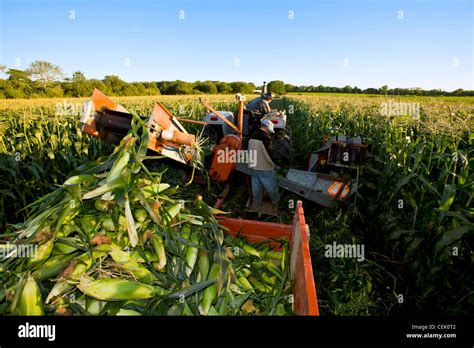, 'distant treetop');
0,62,472,99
